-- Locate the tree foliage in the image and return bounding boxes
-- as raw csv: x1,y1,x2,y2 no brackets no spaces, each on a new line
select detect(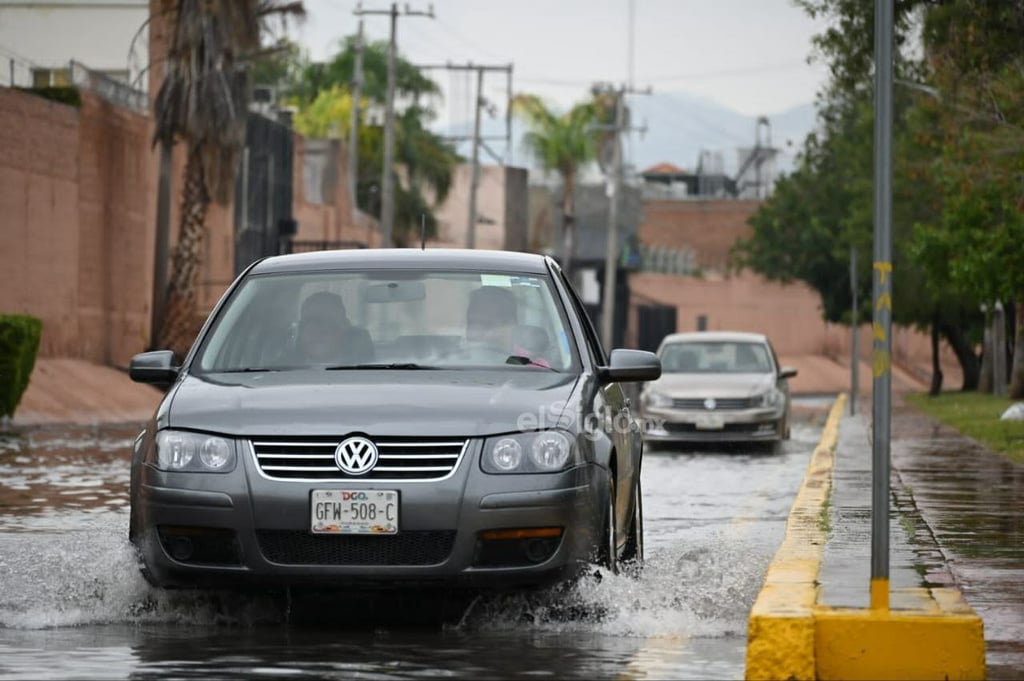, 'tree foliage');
732,0,1024,392
278,37,458,247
